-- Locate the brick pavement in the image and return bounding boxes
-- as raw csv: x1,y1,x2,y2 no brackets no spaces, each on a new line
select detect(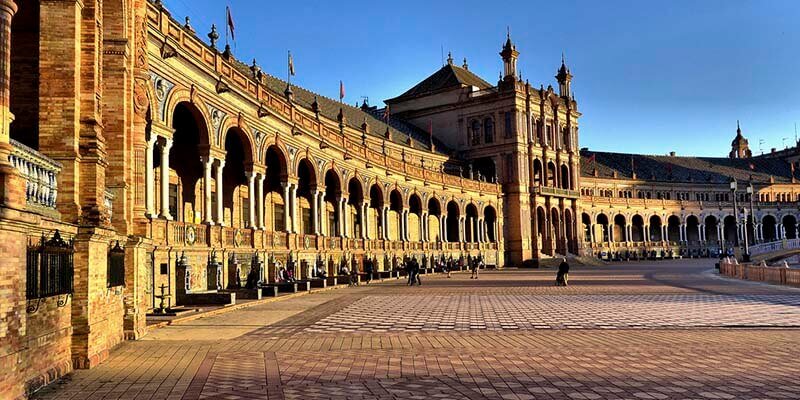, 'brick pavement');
33,260,800,399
